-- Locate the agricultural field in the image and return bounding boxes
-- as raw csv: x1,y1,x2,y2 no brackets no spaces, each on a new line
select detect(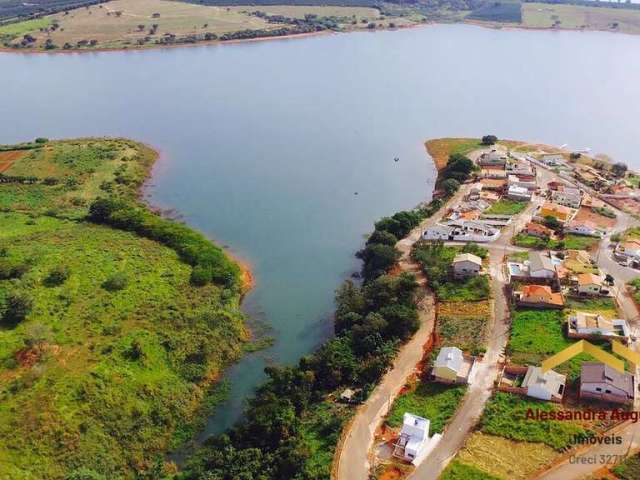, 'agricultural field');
523,3,640,35
387,381,466,434
0,0,386,50
0,138,246,478
453,432,558,480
